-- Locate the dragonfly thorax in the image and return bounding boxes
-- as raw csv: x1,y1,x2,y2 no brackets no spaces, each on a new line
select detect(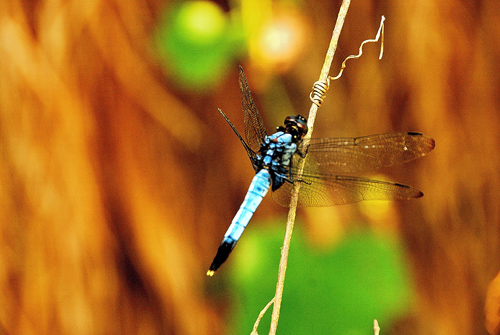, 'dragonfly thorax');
256,131,298,191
